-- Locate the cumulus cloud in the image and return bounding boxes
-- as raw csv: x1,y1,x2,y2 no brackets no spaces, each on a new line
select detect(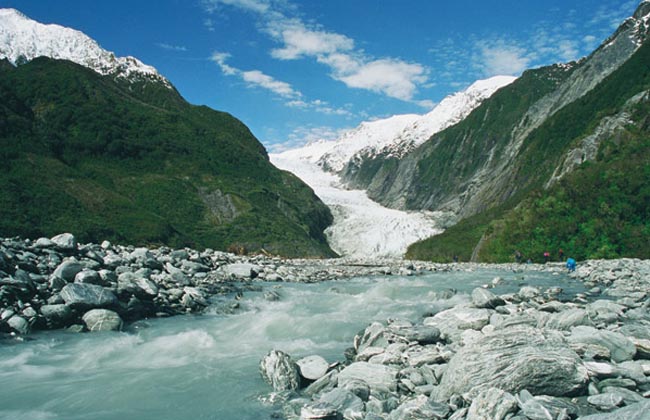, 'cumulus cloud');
477,42,532,76
203,0,431,105
240,70,299,98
